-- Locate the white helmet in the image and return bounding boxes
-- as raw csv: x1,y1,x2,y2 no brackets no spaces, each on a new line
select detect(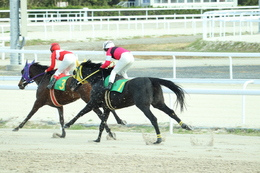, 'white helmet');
103,41,115,50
